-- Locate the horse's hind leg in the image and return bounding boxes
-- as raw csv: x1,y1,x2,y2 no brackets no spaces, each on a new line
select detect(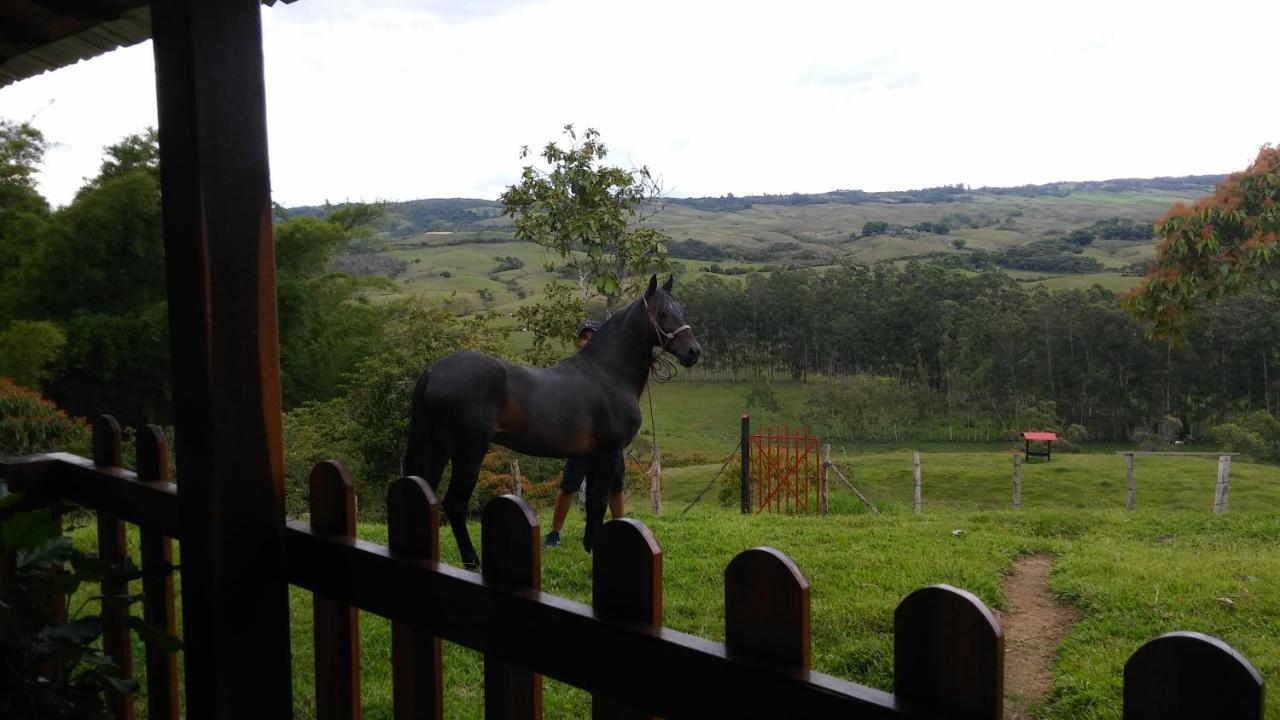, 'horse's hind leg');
444,450,483,570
